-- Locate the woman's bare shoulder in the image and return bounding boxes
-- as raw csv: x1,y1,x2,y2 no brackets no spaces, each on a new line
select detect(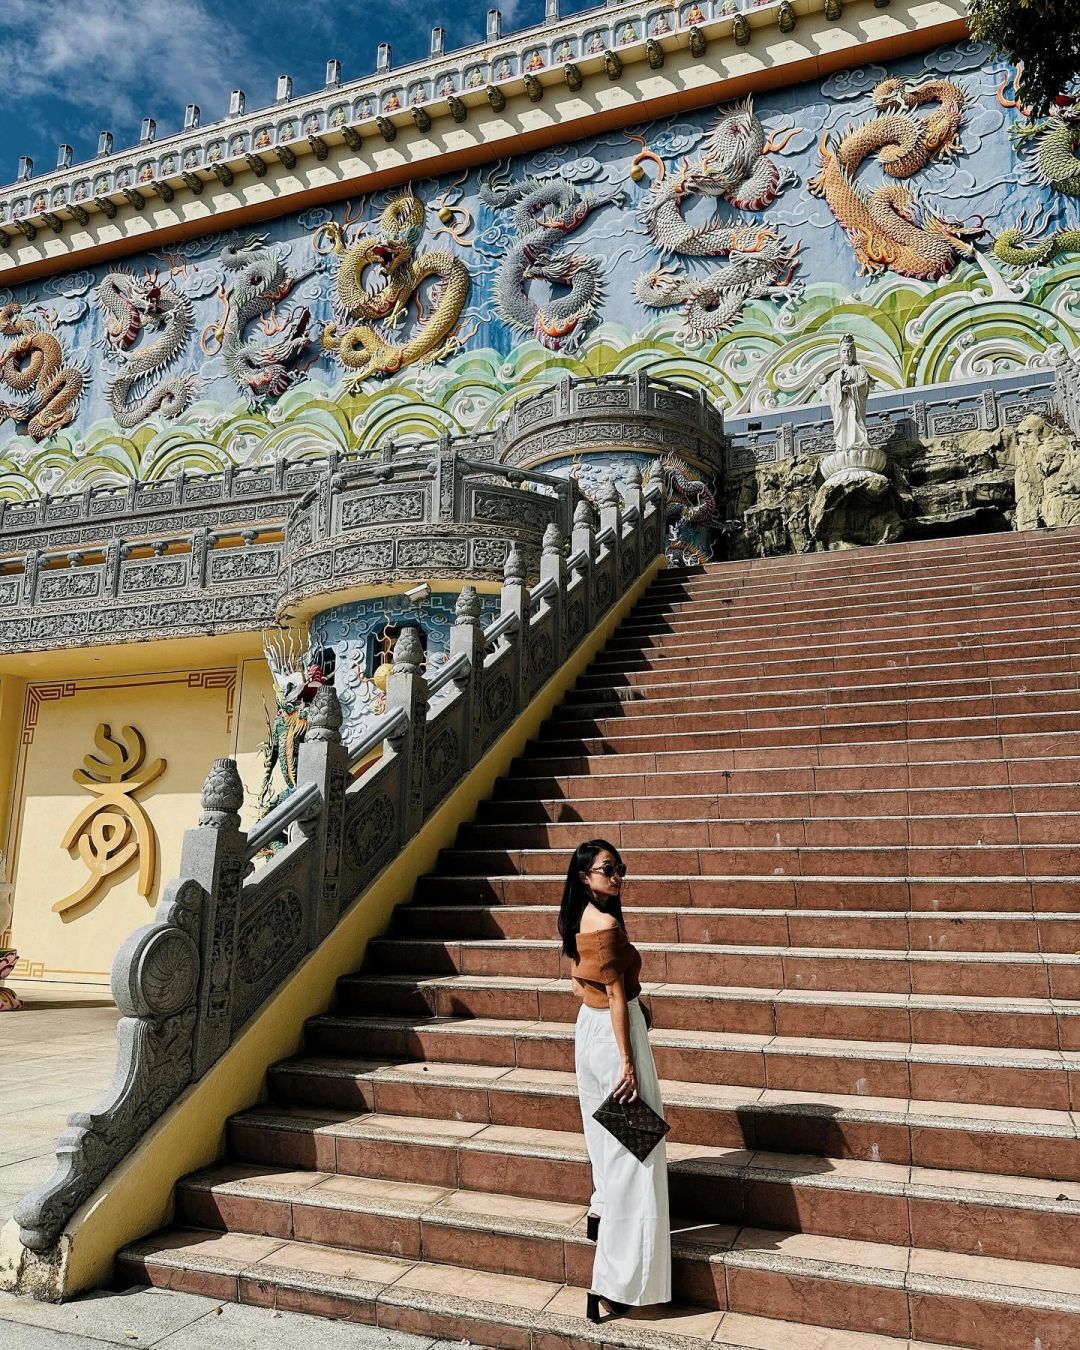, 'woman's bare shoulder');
579,907,619,934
